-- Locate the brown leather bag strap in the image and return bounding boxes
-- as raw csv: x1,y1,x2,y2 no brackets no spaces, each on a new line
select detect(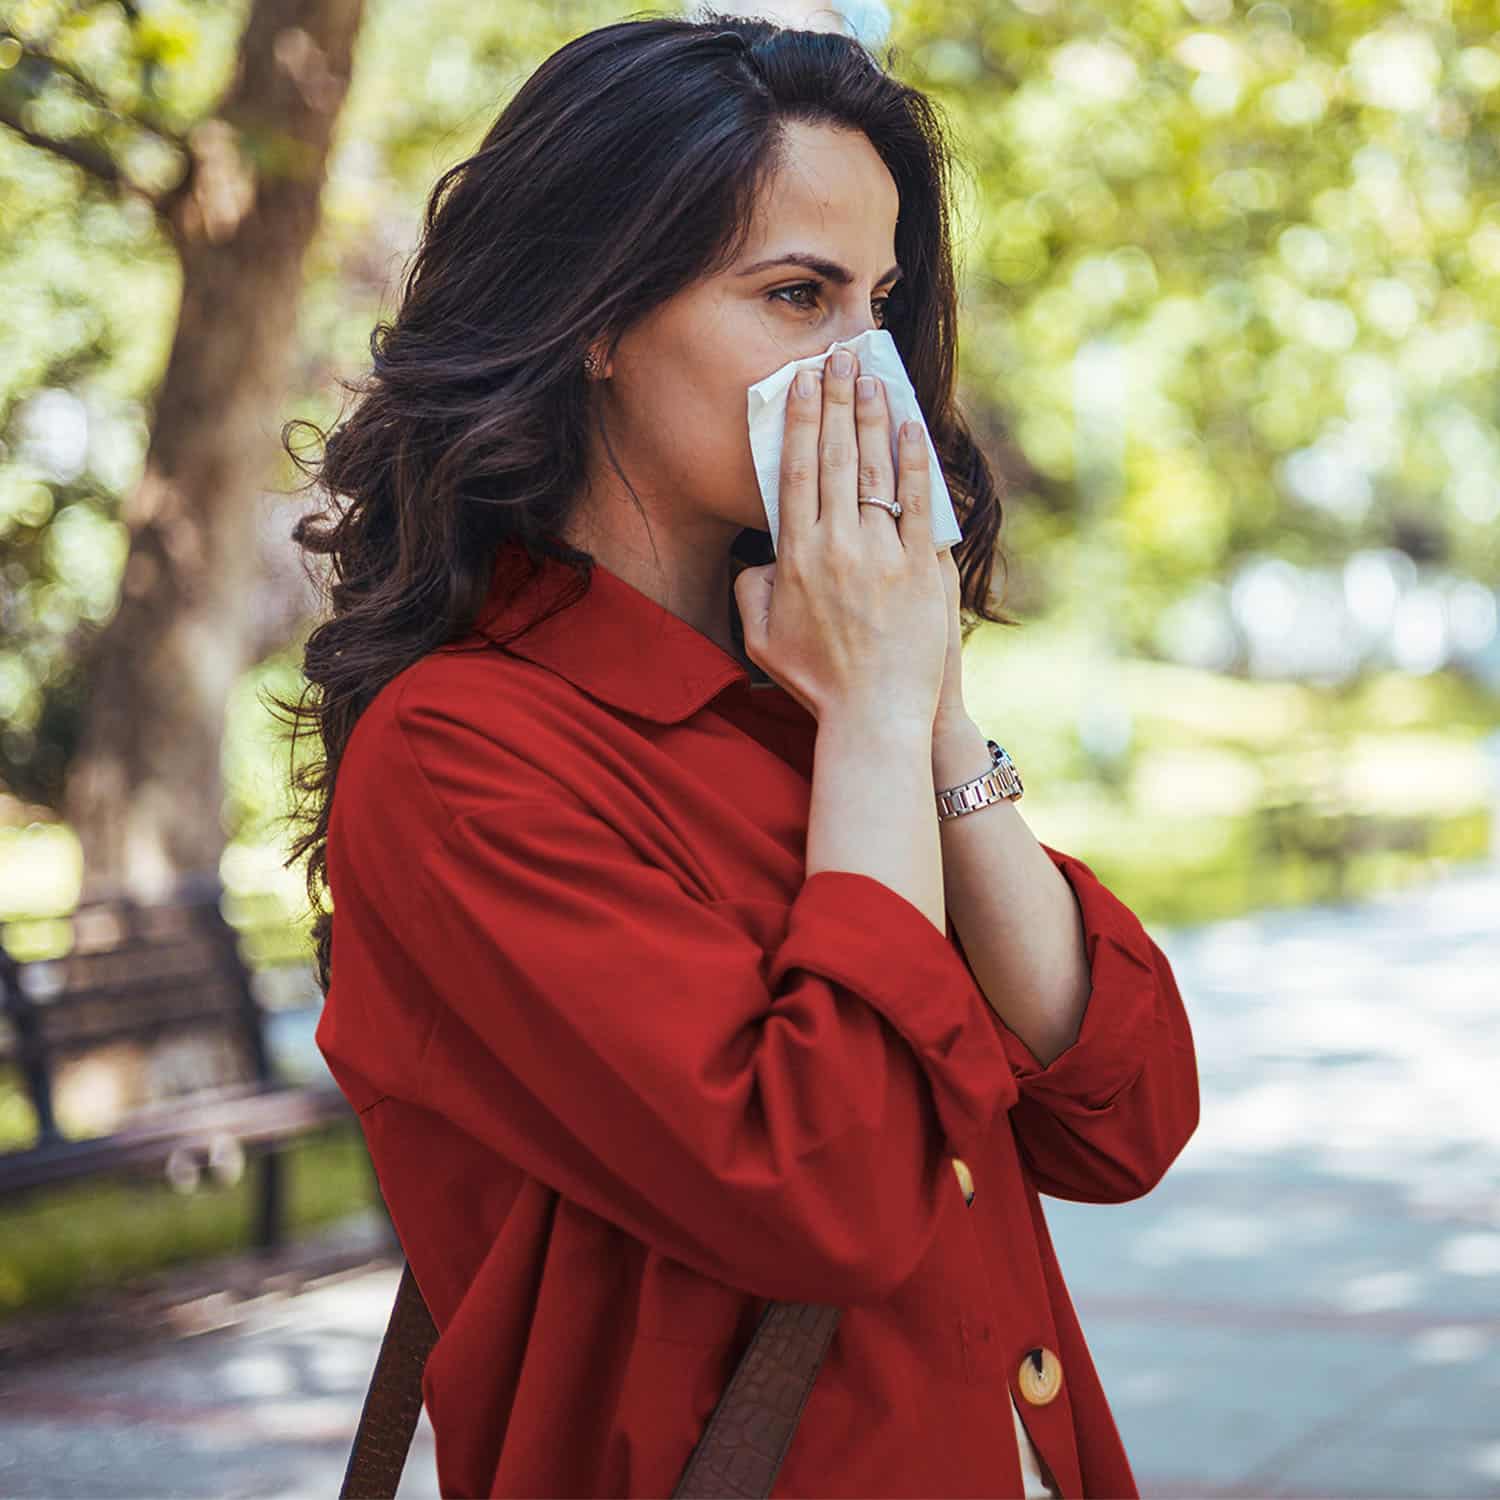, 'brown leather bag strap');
339,1260,839,1500
339,1261,438,1499
671,1300,841,1499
